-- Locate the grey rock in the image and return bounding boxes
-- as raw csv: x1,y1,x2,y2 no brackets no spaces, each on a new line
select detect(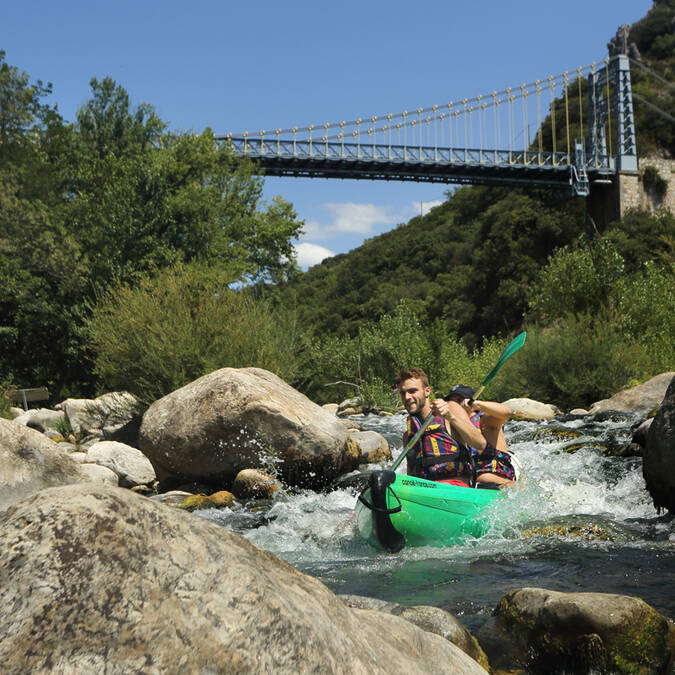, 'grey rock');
139,368,359,489
339,594,488,669
632,417,654,448
12,408,65,432
0,485,485,674
503,398,561,420
589,372,675,414
347,429,392,464
86,440,156,487
643,375,675,513
478,587,674,674
0,418,85,510
57,391,138,437
79,463,119,485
